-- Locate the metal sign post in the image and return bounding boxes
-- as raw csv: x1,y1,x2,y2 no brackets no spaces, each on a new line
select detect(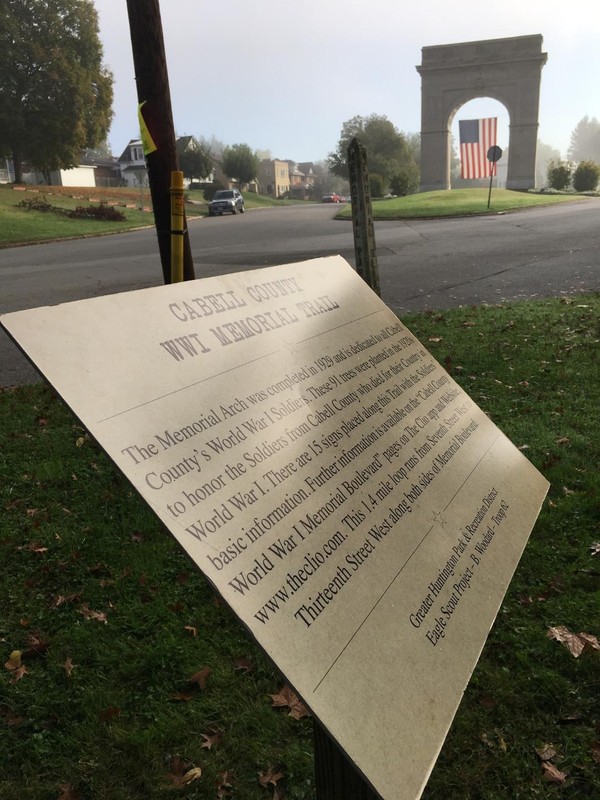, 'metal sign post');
487,145,503,209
